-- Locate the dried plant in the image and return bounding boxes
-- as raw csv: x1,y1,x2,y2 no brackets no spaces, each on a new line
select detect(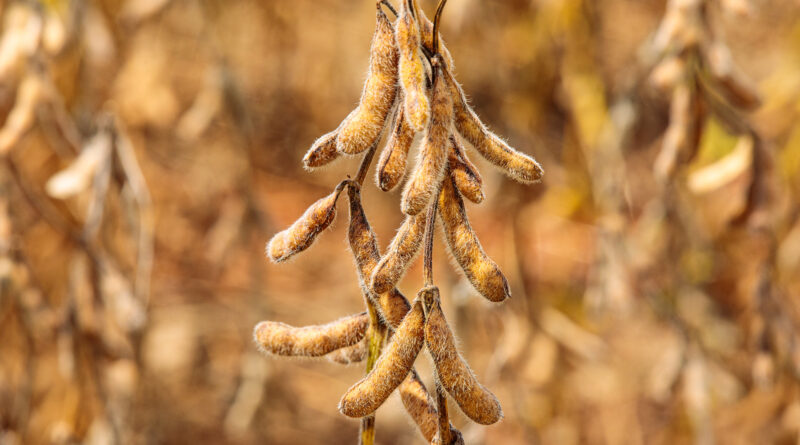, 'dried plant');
254,1,542,443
